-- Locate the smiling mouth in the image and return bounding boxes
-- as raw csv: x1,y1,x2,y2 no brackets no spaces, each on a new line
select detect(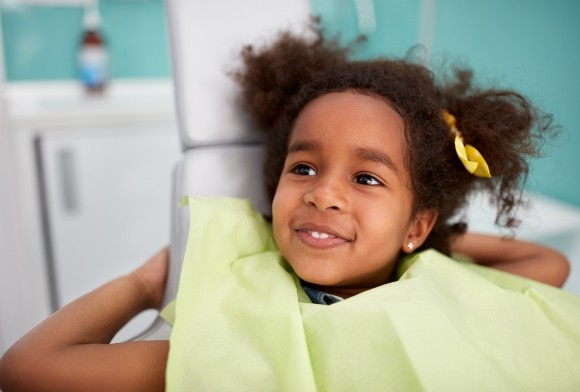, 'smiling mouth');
295,229,351,249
